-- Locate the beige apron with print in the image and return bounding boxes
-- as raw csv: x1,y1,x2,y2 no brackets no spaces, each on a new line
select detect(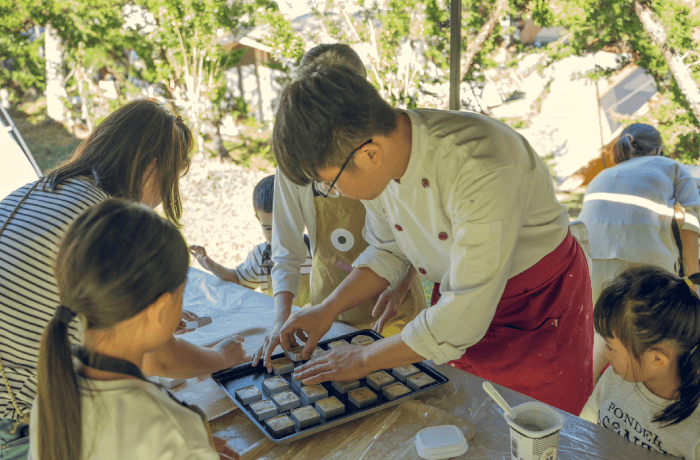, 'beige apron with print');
311,195,427,337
